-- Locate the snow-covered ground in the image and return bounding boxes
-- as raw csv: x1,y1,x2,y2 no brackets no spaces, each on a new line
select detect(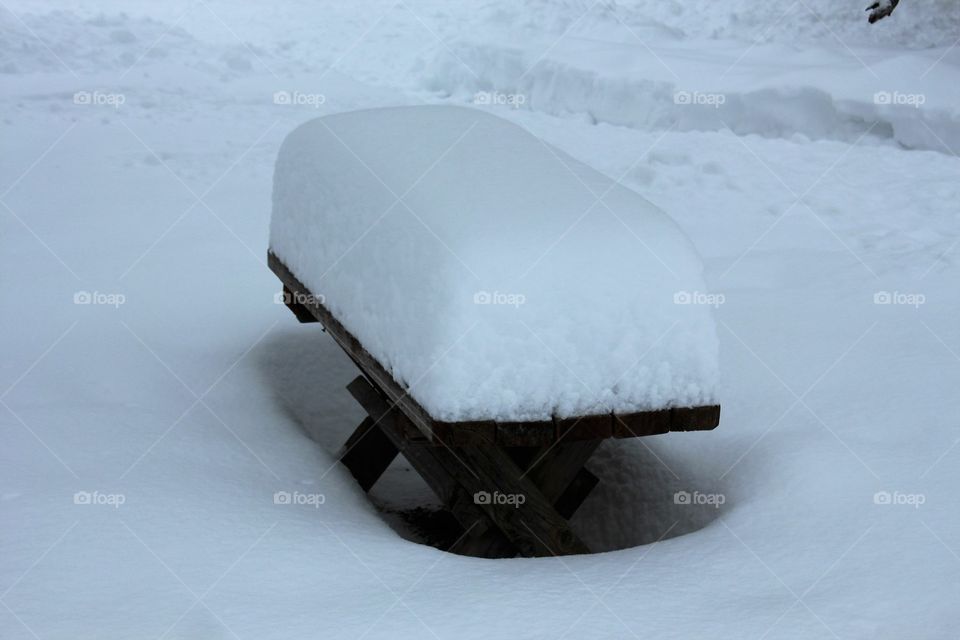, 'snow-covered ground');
2,1,959,638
